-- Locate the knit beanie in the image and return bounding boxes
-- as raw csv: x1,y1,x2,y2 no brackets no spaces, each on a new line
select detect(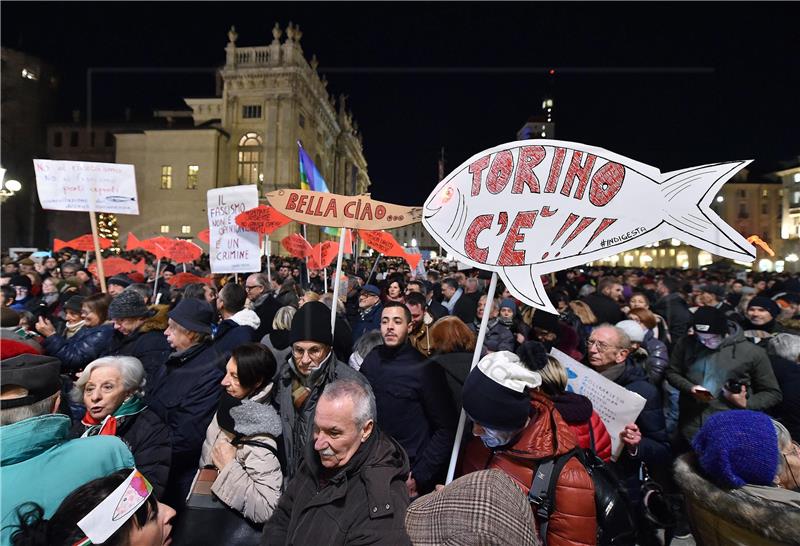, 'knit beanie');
499,298,517,314
616,320,646,343
290,301,333,346
691,306,727,335
462,351,541,431
692,410,779,488
9,275,31,291
108,290,152,319
531,309,560,333
515,341,549,371
747,296,780,320
107,275,132,289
